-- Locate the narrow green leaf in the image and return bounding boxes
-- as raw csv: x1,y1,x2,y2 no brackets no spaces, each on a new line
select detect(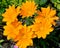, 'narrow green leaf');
0,40,4,43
